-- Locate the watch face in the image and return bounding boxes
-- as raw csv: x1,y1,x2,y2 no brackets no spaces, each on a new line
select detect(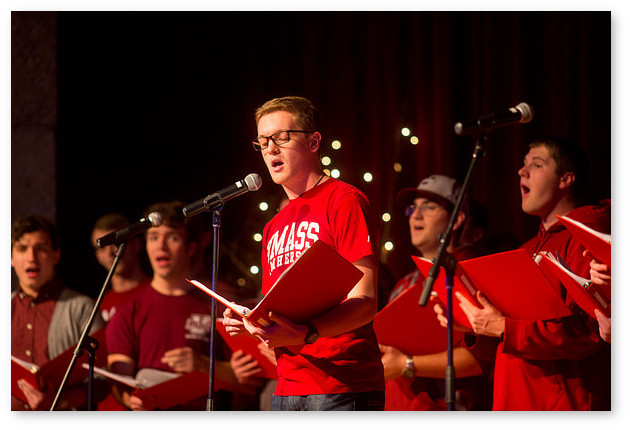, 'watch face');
305,332,319,344
305,323,319,344
402,367,415,378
